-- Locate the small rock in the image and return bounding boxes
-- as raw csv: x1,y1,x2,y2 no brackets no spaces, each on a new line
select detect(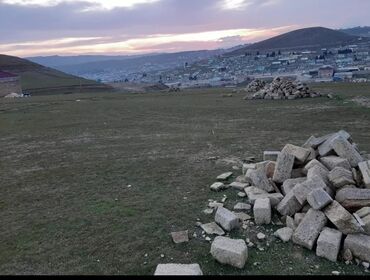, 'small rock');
332,271,340,276
171,231,189,244
238,192,247,198
257,233,266,240
161,254,165,258
234,202,251,211
203,208,214,215
217,172,233,181
363,262,370,269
